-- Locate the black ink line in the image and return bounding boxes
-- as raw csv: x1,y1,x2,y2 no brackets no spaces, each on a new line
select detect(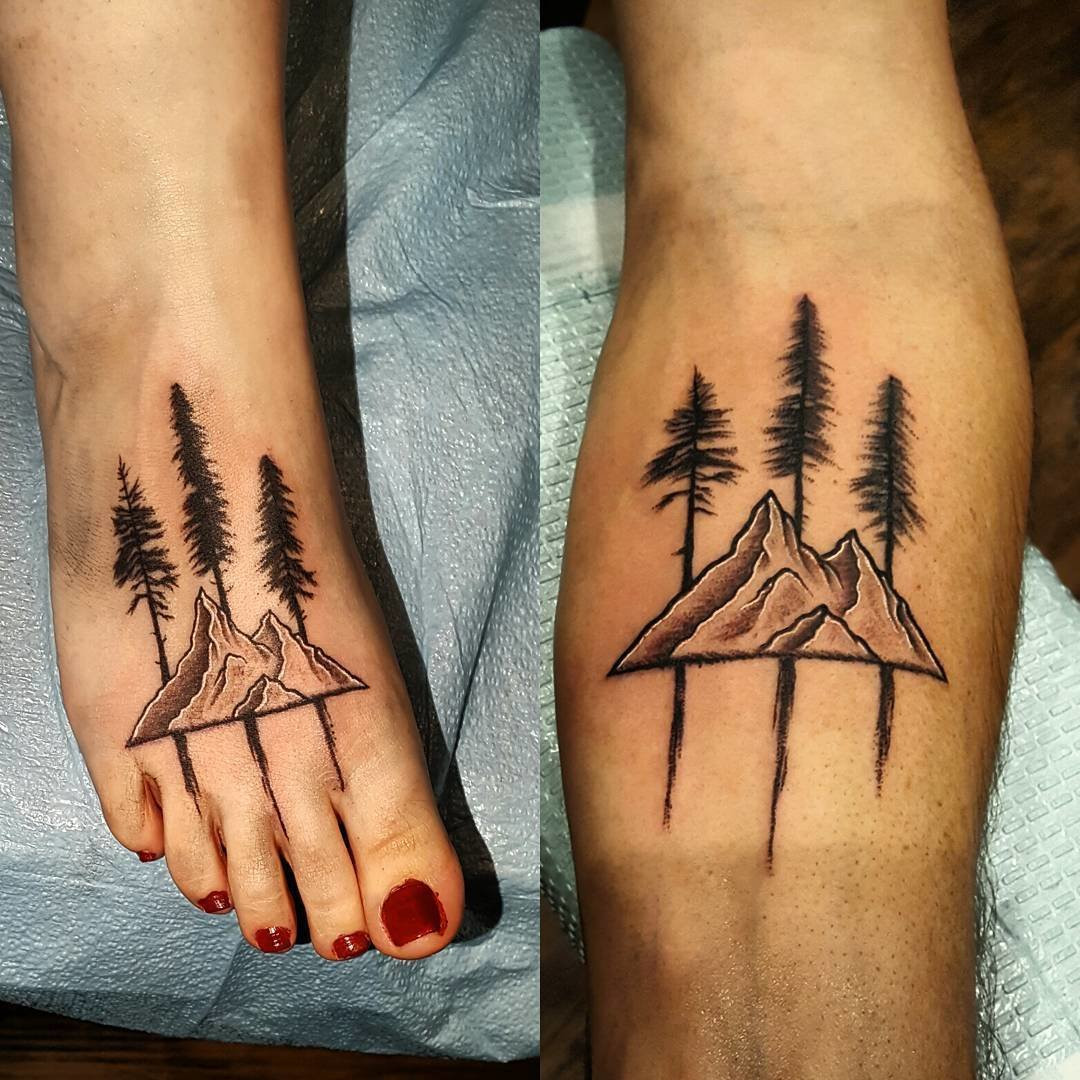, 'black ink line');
173,732,202,809
170,383,235,616
662,664,687,828
875,664,895,792
243,715,288,837
767,655,797,869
